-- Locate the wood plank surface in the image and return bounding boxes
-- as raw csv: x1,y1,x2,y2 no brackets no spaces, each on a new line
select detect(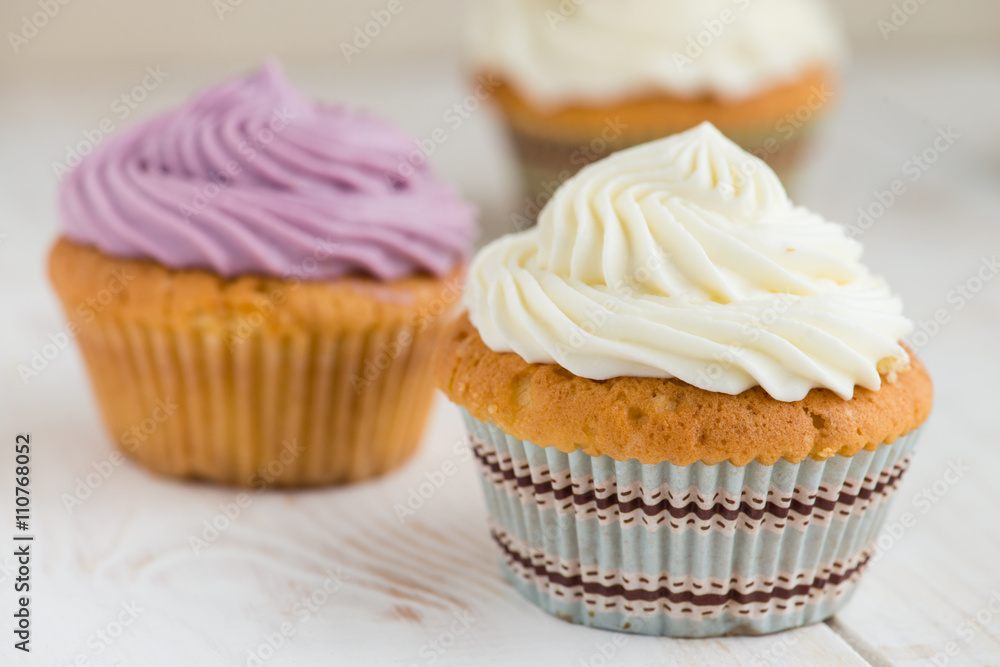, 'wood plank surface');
1,52,999,666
